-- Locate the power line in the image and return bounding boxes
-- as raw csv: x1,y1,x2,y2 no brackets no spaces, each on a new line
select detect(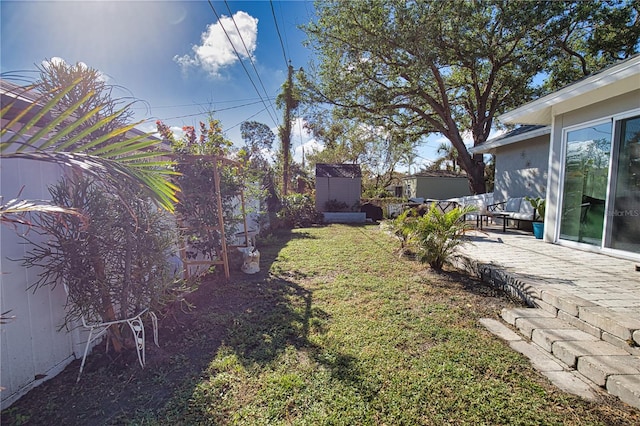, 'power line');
270,0,289,66
276,0,292,63
131,97,274,110
225,106,272,132
151,99,270,121
223,0,280,126
206,0,279,128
